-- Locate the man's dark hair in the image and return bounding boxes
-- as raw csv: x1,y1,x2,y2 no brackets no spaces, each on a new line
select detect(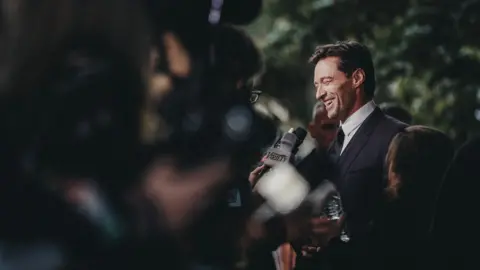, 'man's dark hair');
379,102,413,124
309,40,376,98
214,25,263,85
